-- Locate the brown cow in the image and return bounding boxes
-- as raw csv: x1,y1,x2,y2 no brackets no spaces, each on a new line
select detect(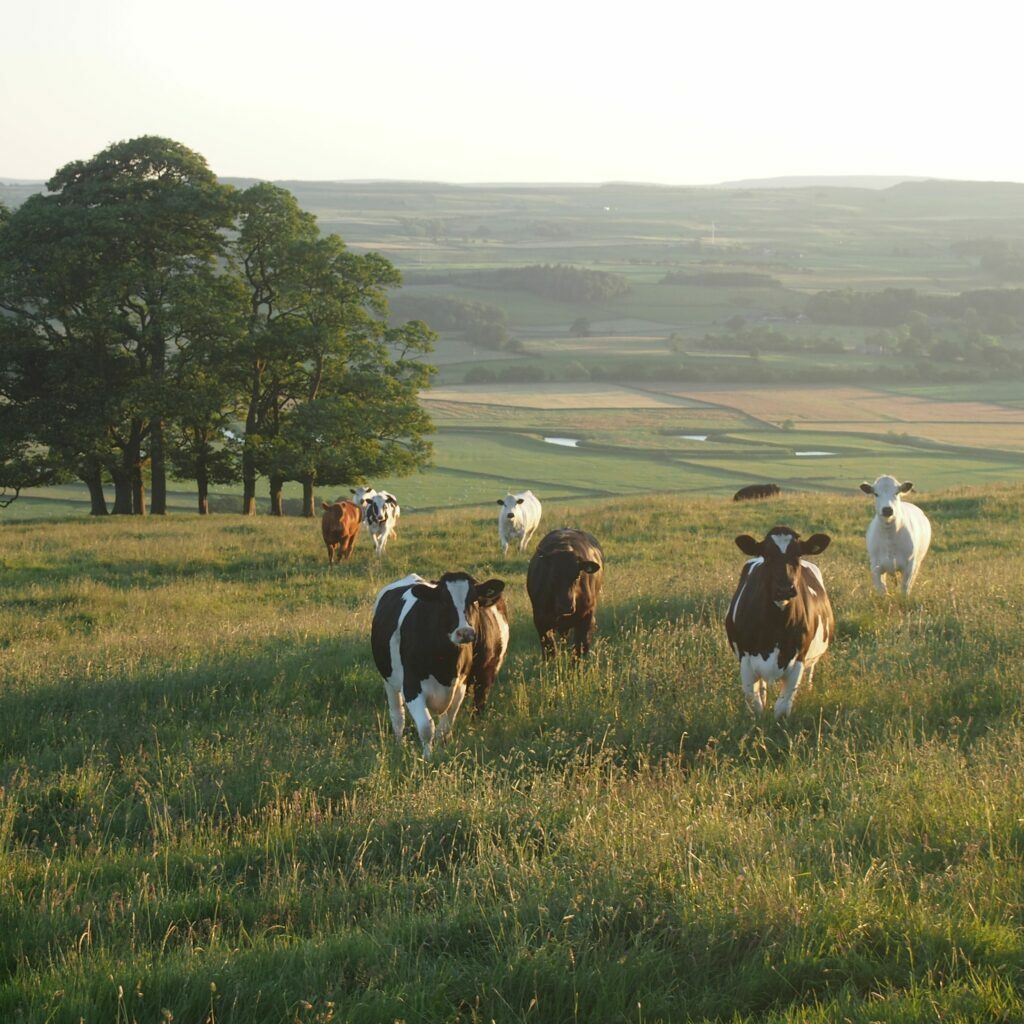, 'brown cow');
526,528,604,657
733,483,781,502
321,500,361,564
